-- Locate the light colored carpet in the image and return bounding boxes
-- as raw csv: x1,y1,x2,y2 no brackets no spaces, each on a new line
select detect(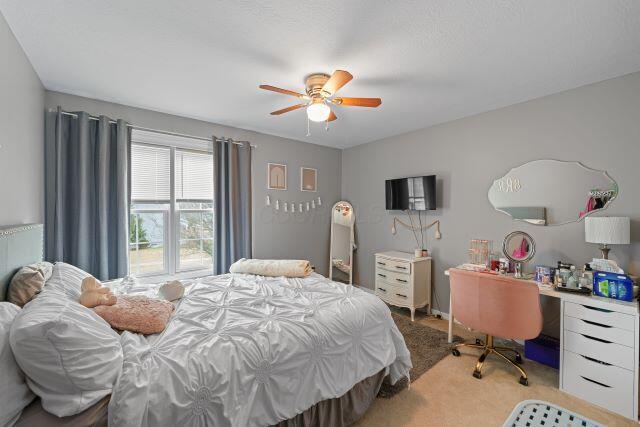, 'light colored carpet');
356,310,635,427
